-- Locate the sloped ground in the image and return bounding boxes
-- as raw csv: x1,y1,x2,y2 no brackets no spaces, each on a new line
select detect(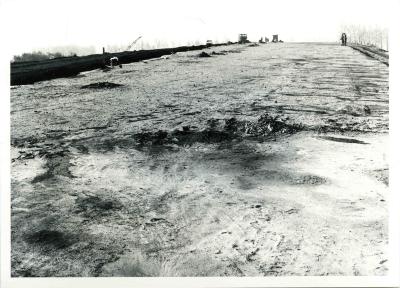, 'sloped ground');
349,44,389,66
10,43,388,276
